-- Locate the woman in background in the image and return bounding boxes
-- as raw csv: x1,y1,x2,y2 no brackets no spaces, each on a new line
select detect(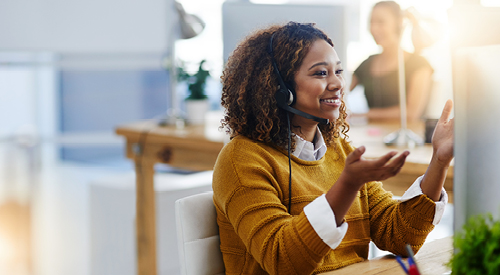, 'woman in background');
213,22,453,274
350,1,434,122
